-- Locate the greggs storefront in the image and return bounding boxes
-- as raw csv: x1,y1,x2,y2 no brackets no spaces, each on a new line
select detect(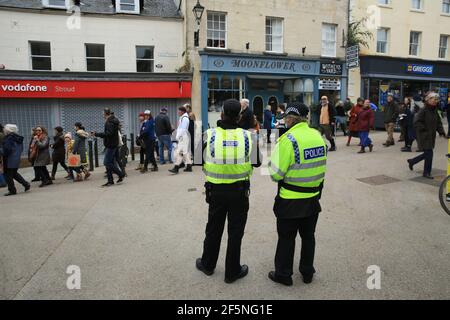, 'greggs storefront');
0,71,192,153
